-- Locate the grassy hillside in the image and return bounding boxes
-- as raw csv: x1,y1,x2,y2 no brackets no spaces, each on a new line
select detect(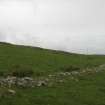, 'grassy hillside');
0,42,105,75
0,42,105,105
